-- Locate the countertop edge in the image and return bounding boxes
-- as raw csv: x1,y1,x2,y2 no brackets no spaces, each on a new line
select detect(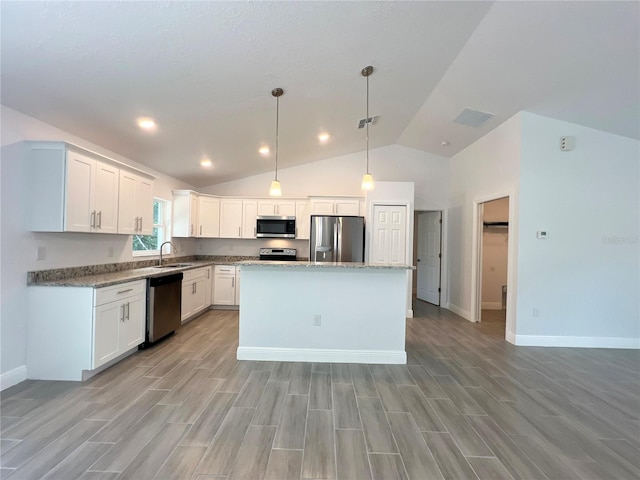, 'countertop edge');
236,261,415,270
